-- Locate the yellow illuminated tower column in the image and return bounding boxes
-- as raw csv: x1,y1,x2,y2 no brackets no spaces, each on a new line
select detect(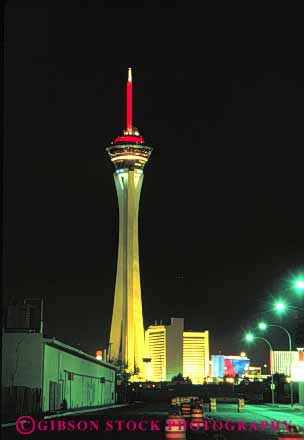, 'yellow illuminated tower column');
106,68,152,379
